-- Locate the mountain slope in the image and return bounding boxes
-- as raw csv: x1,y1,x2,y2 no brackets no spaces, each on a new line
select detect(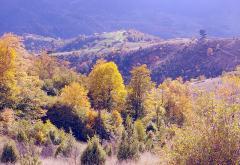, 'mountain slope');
23,30,240,83
1,0,240,38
